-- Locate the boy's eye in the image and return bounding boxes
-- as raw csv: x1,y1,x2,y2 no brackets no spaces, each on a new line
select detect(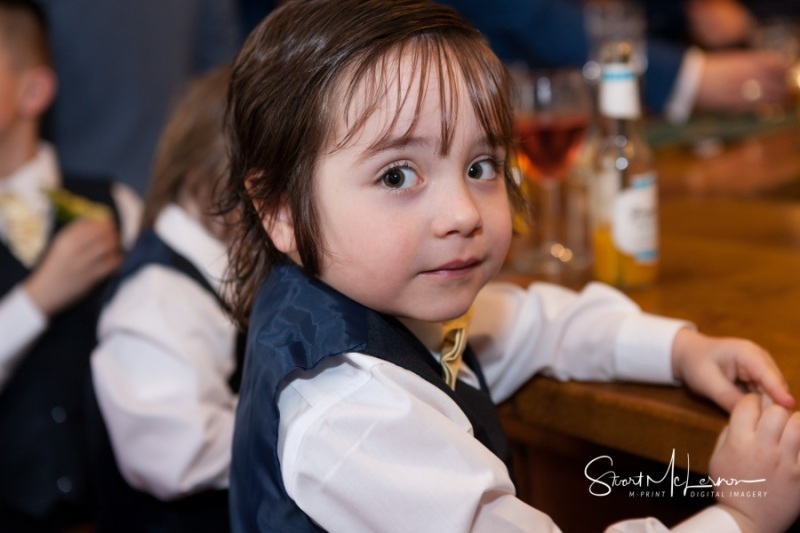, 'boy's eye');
467,159,499,181
381,166,418,190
